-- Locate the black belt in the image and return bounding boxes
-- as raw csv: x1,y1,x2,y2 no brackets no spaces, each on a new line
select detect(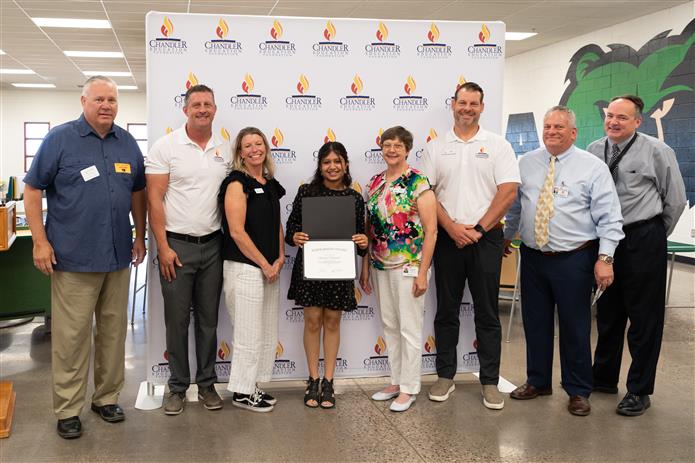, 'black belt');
623,215,661,231
166,230,220,244
522,240,597,256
